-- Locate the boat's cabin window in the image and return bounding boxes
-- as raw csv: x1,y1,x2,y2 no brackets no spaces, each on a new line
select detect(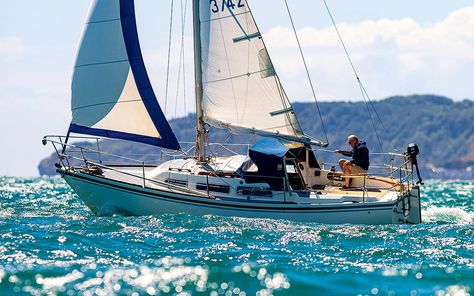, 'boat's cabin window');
237,187,273,197
165,178,187,186
196,183,230,194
